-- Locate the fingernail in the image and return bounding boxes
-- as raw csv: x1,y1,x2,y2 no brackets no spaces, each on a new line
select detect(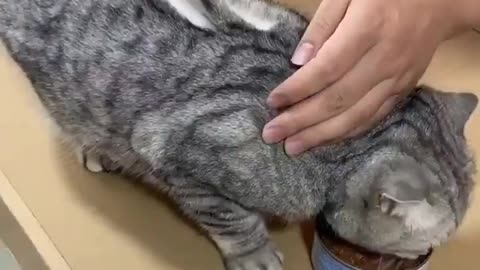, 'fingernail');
285,141,305,156
291,42,315,66
267,93,287,108
262,125,284,144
